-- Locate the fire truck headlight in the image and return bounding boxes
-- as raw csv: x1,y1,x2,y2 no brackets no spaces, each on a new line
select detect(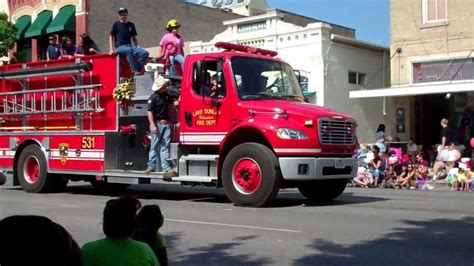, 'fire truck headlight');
276,128,308,139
